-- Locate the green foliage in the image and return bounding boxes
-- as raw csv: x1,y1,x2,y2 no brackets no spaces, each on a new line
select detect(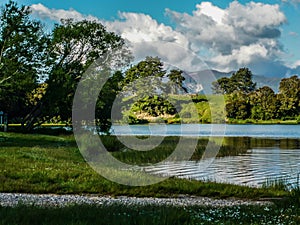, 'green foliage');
131,96,177,117
249,86,279,120
212,68,256,94
213,71,300,122
0,1,131,132
212,77,234,94
231,68,256,93
167,69,187,94
28,19,127,131
225,91,251,120
120,58,190,124
122,94,226,124
297,115,300,124
96,71,125,132
0,0,46,120
278,75,300,118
